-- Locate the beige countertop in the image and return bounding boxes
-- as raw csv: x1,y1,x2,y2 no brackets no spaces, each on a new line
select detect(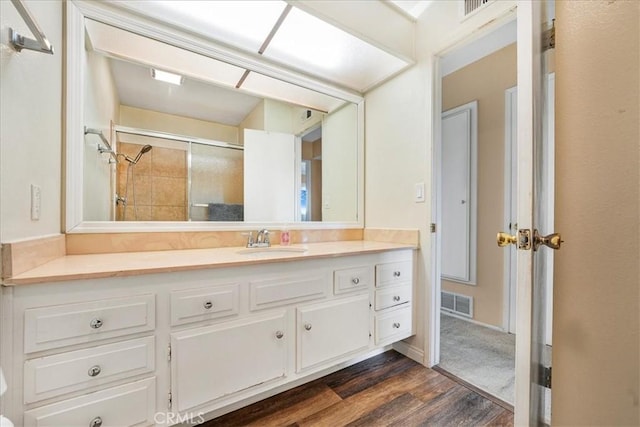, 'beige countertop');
4,240,417,286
